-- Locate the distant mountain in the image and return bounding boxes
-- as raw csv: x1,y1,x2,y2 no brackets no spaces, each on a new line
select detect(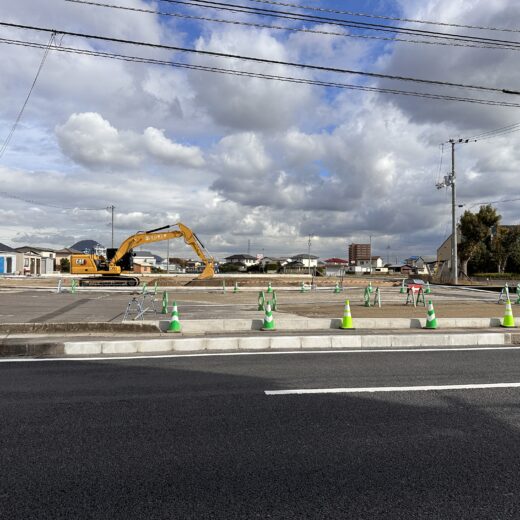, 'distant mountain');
70,239,103,254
